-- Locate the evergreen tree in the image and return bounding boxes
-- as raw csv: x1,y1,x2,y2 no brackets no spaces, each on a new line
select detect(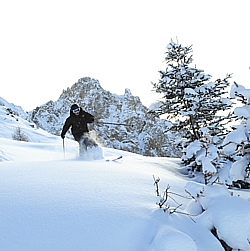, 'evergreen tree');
151,41,233,170
12,127,29,142
222,83,250,188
